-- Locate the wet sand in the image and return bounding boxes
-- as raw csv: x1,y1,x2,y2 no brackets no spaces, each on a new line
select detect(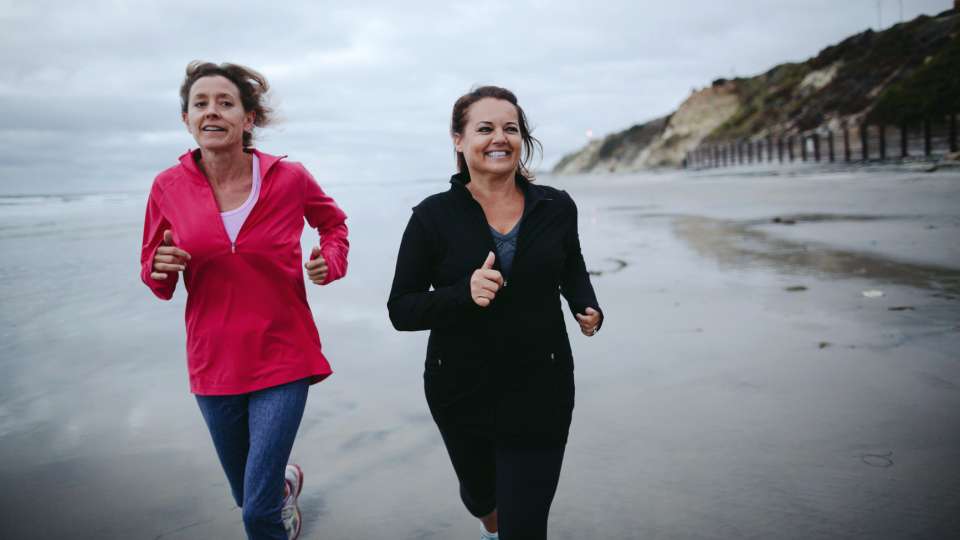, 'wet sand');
1,165,958,538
